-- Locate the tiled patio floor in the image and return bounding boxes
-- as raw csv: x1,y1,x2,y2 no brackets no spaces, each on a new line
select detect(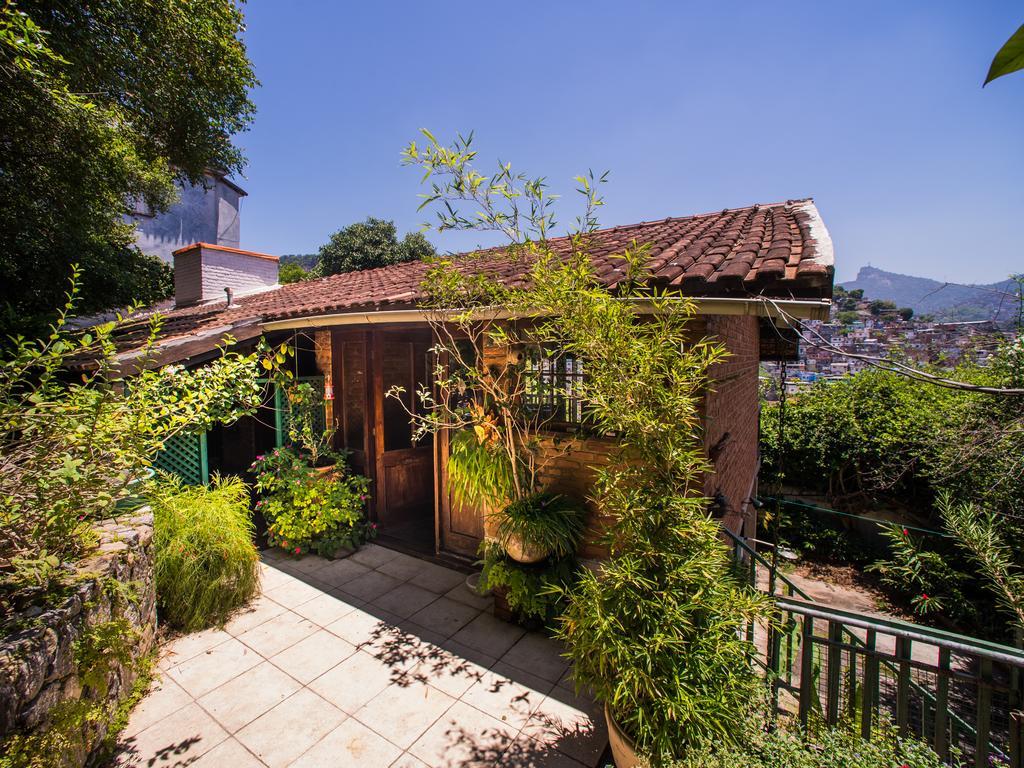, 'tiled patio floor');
115,544,607,767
